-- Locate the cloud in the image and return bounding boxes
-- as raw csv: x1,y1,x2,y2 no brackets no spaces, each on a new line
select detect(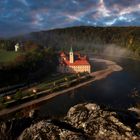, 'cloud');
19,0,29,6
97,0,110,17
0,0,139,37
